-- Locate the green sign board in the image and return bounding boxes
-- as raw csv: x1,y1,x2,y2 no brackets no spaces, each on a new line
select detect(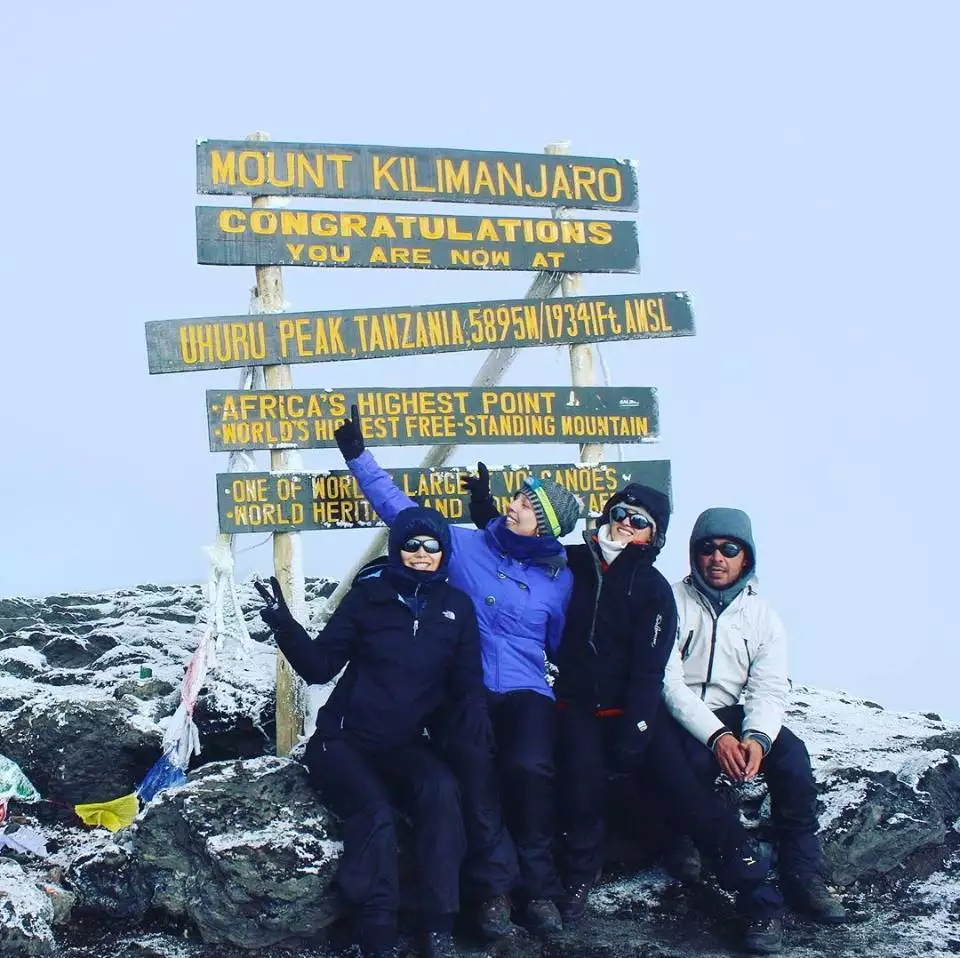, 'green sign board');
145,292,694,374
206,386,659,453
197,139,638,211
195,207,640,273
217,460,672,533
